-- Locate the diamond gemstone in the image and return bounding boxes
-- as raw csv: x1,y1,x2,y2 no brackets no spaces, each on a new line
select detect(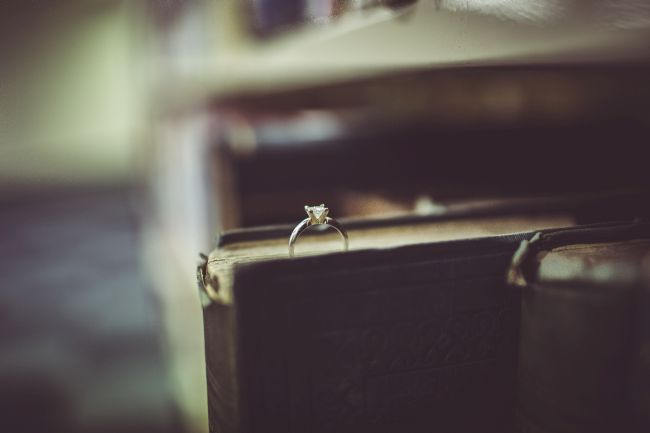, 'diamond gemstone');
306,204,328,223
